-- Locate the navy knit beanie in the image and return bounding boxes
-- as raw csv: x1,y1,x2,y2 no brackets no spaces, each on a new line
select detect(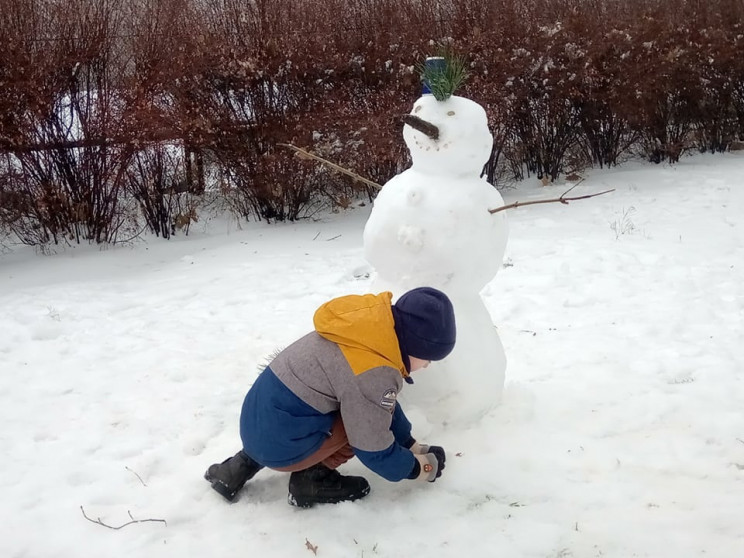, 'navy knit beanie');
392,287,456,371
